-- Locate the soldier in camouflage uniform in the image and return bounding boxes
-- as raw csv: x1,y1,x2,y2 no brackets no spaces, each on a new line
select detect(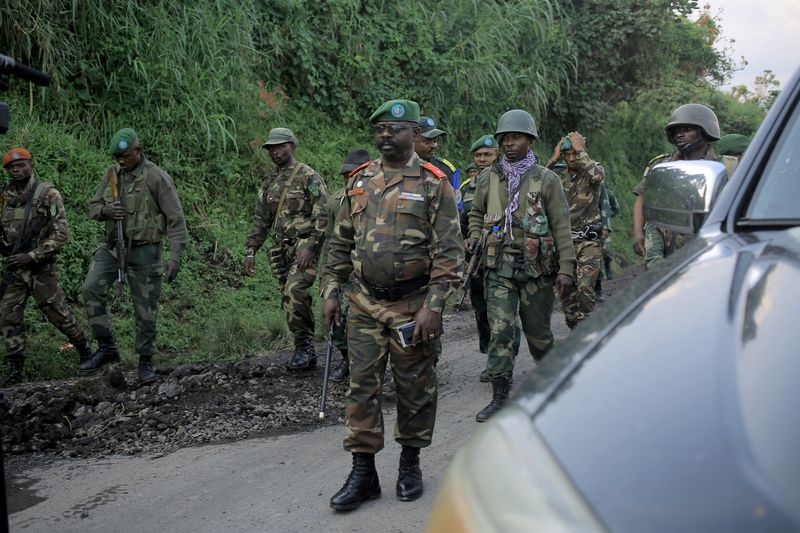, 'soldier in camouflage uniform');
467,110,575,423
0,148,92,384
415,116,462,211
465,163,478,180
80,129,187,385
322,149,371,382
633,104,737,268
546,132,605,328
594,183,618,302
322,99,463,511
244,128,328,370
